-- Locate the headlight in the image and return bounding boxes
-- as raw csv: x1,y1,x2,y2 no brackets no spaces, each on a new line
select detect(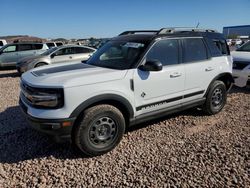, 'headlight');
21,82,64,109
